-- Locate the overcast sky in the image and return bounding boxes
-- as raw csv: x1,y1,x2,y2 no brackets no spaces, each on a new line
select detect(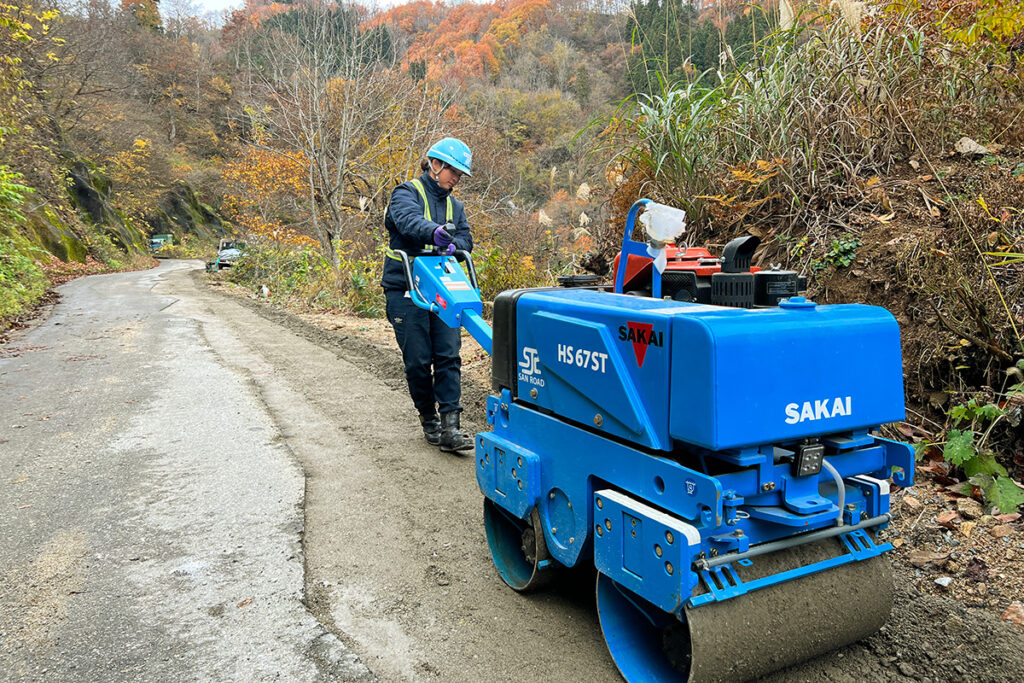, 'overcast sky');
182,0,409,18
191,0,241,14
